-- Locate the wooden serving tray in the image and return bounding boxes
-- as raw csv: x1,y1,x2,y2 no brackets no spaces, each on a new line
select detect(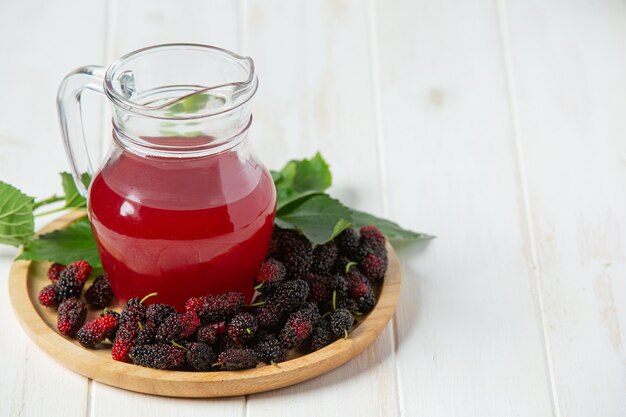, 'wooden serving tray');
8,211,402,398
